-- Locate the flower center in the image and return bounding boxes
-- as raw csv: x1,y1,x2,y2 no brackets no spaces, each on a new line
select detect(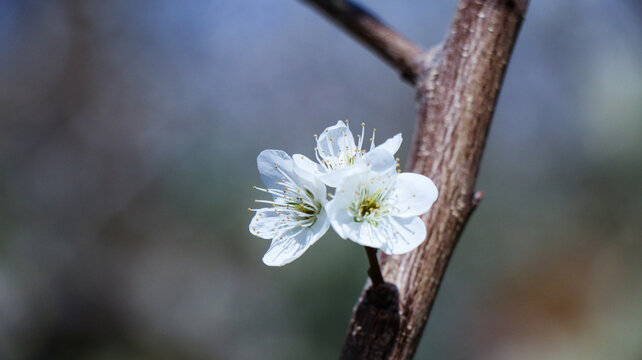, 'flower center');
313,121,375,172
286,188,322,227
251,167,322,229
350,186,389,225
